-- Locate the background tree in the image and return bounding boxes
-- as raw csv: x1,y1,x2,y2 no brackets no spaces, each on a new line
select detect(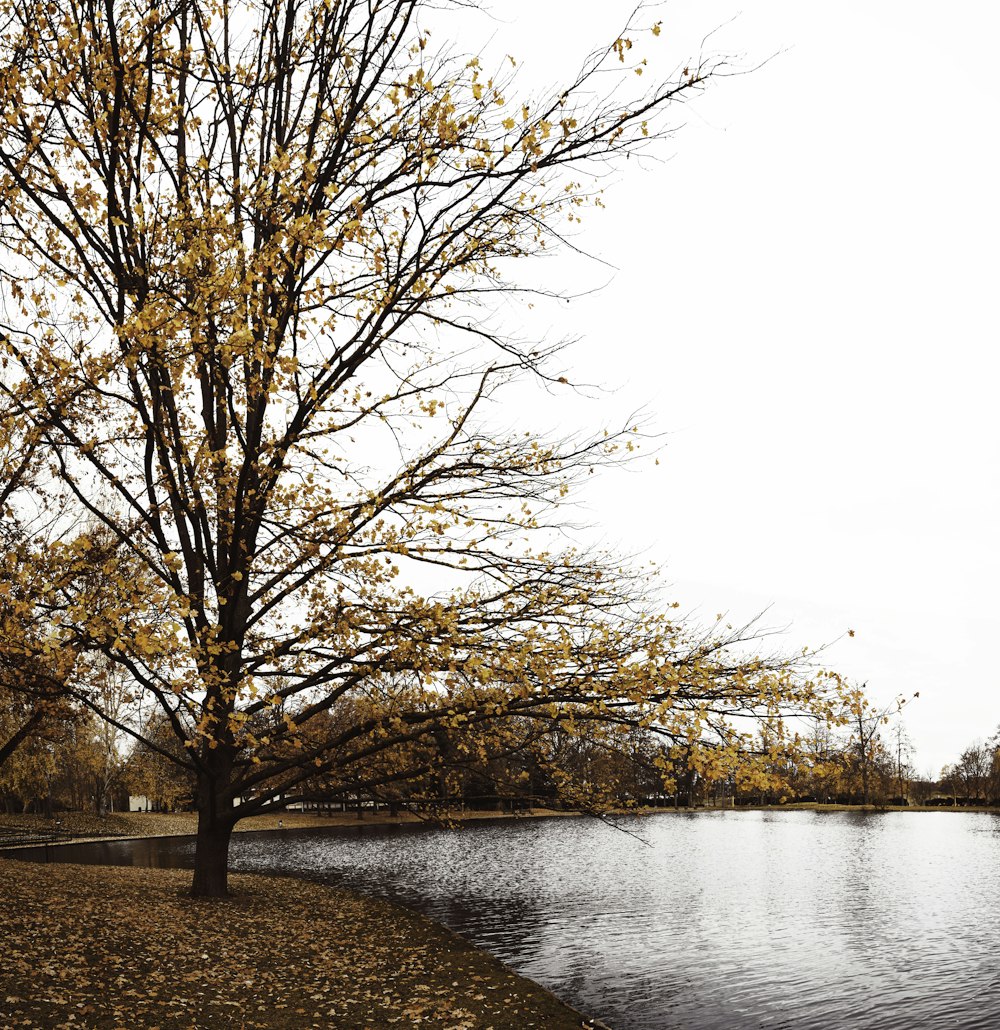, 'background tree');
0,397,77,772
889,718,915,803
988,739,1000,805
804,721,848,803
0,704,97,814
938,763,961,805
125,709,197,811
73,660,133,815
0,0,847,895
841,686,917,806
953,741,990,804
